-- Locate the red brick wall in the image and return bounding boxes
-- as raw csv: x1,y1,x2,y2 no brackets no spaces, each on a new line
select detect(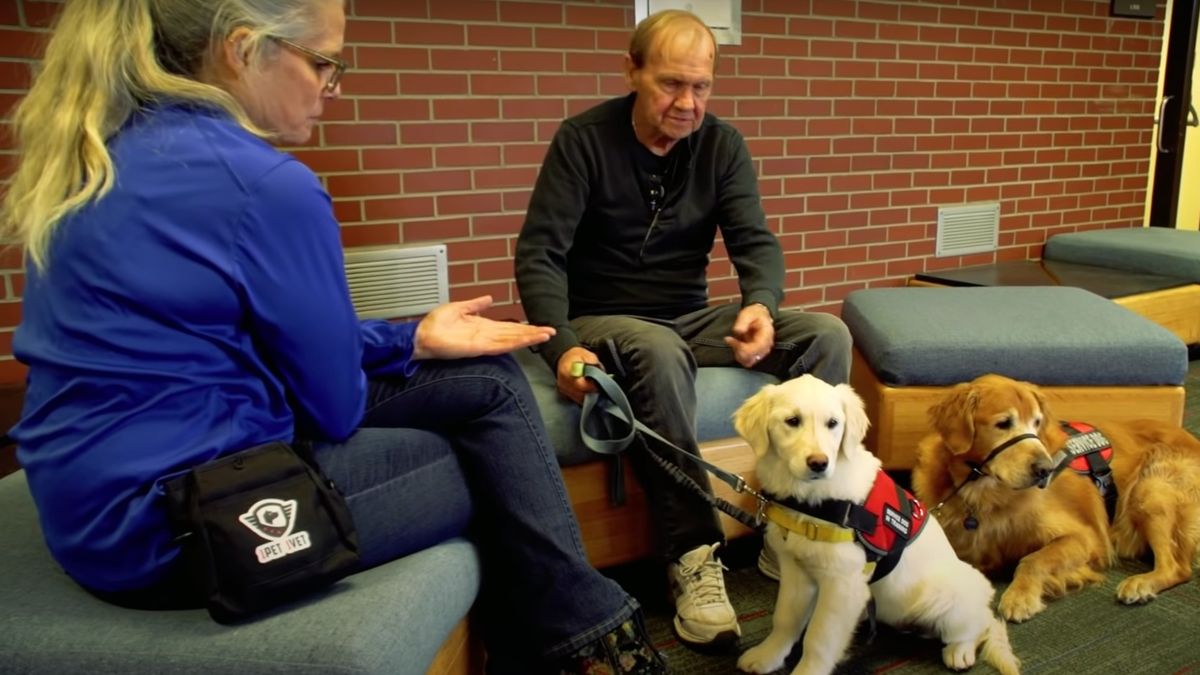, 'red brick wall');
0,0,1164,382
